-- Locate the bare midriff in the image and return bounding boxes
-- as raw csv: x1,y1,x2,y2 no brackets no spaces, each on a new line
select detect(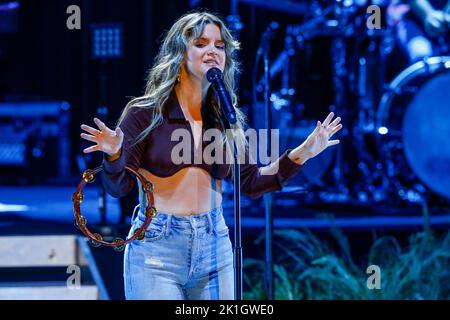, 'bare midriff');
138,167,223,216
